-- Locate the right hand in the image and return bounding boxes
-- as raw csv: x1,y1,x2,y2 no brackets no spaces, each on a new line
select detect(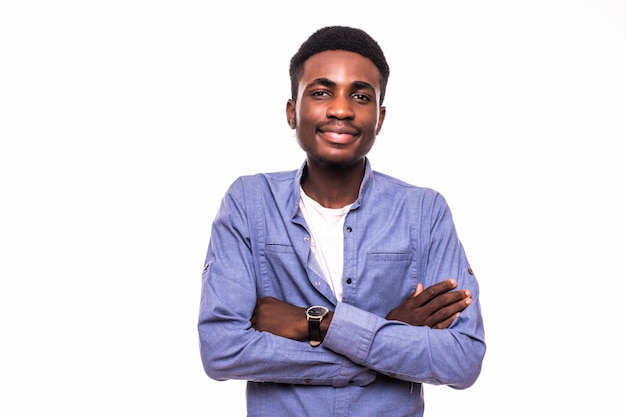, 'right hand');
251,296,309,341
385,279,472,329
